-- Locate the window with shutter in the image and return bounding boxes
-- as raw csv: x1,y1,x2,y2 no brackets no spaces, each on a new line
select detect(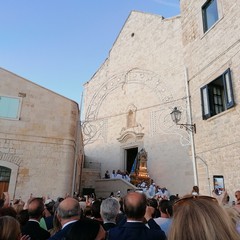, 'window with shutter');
200,69,234,119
